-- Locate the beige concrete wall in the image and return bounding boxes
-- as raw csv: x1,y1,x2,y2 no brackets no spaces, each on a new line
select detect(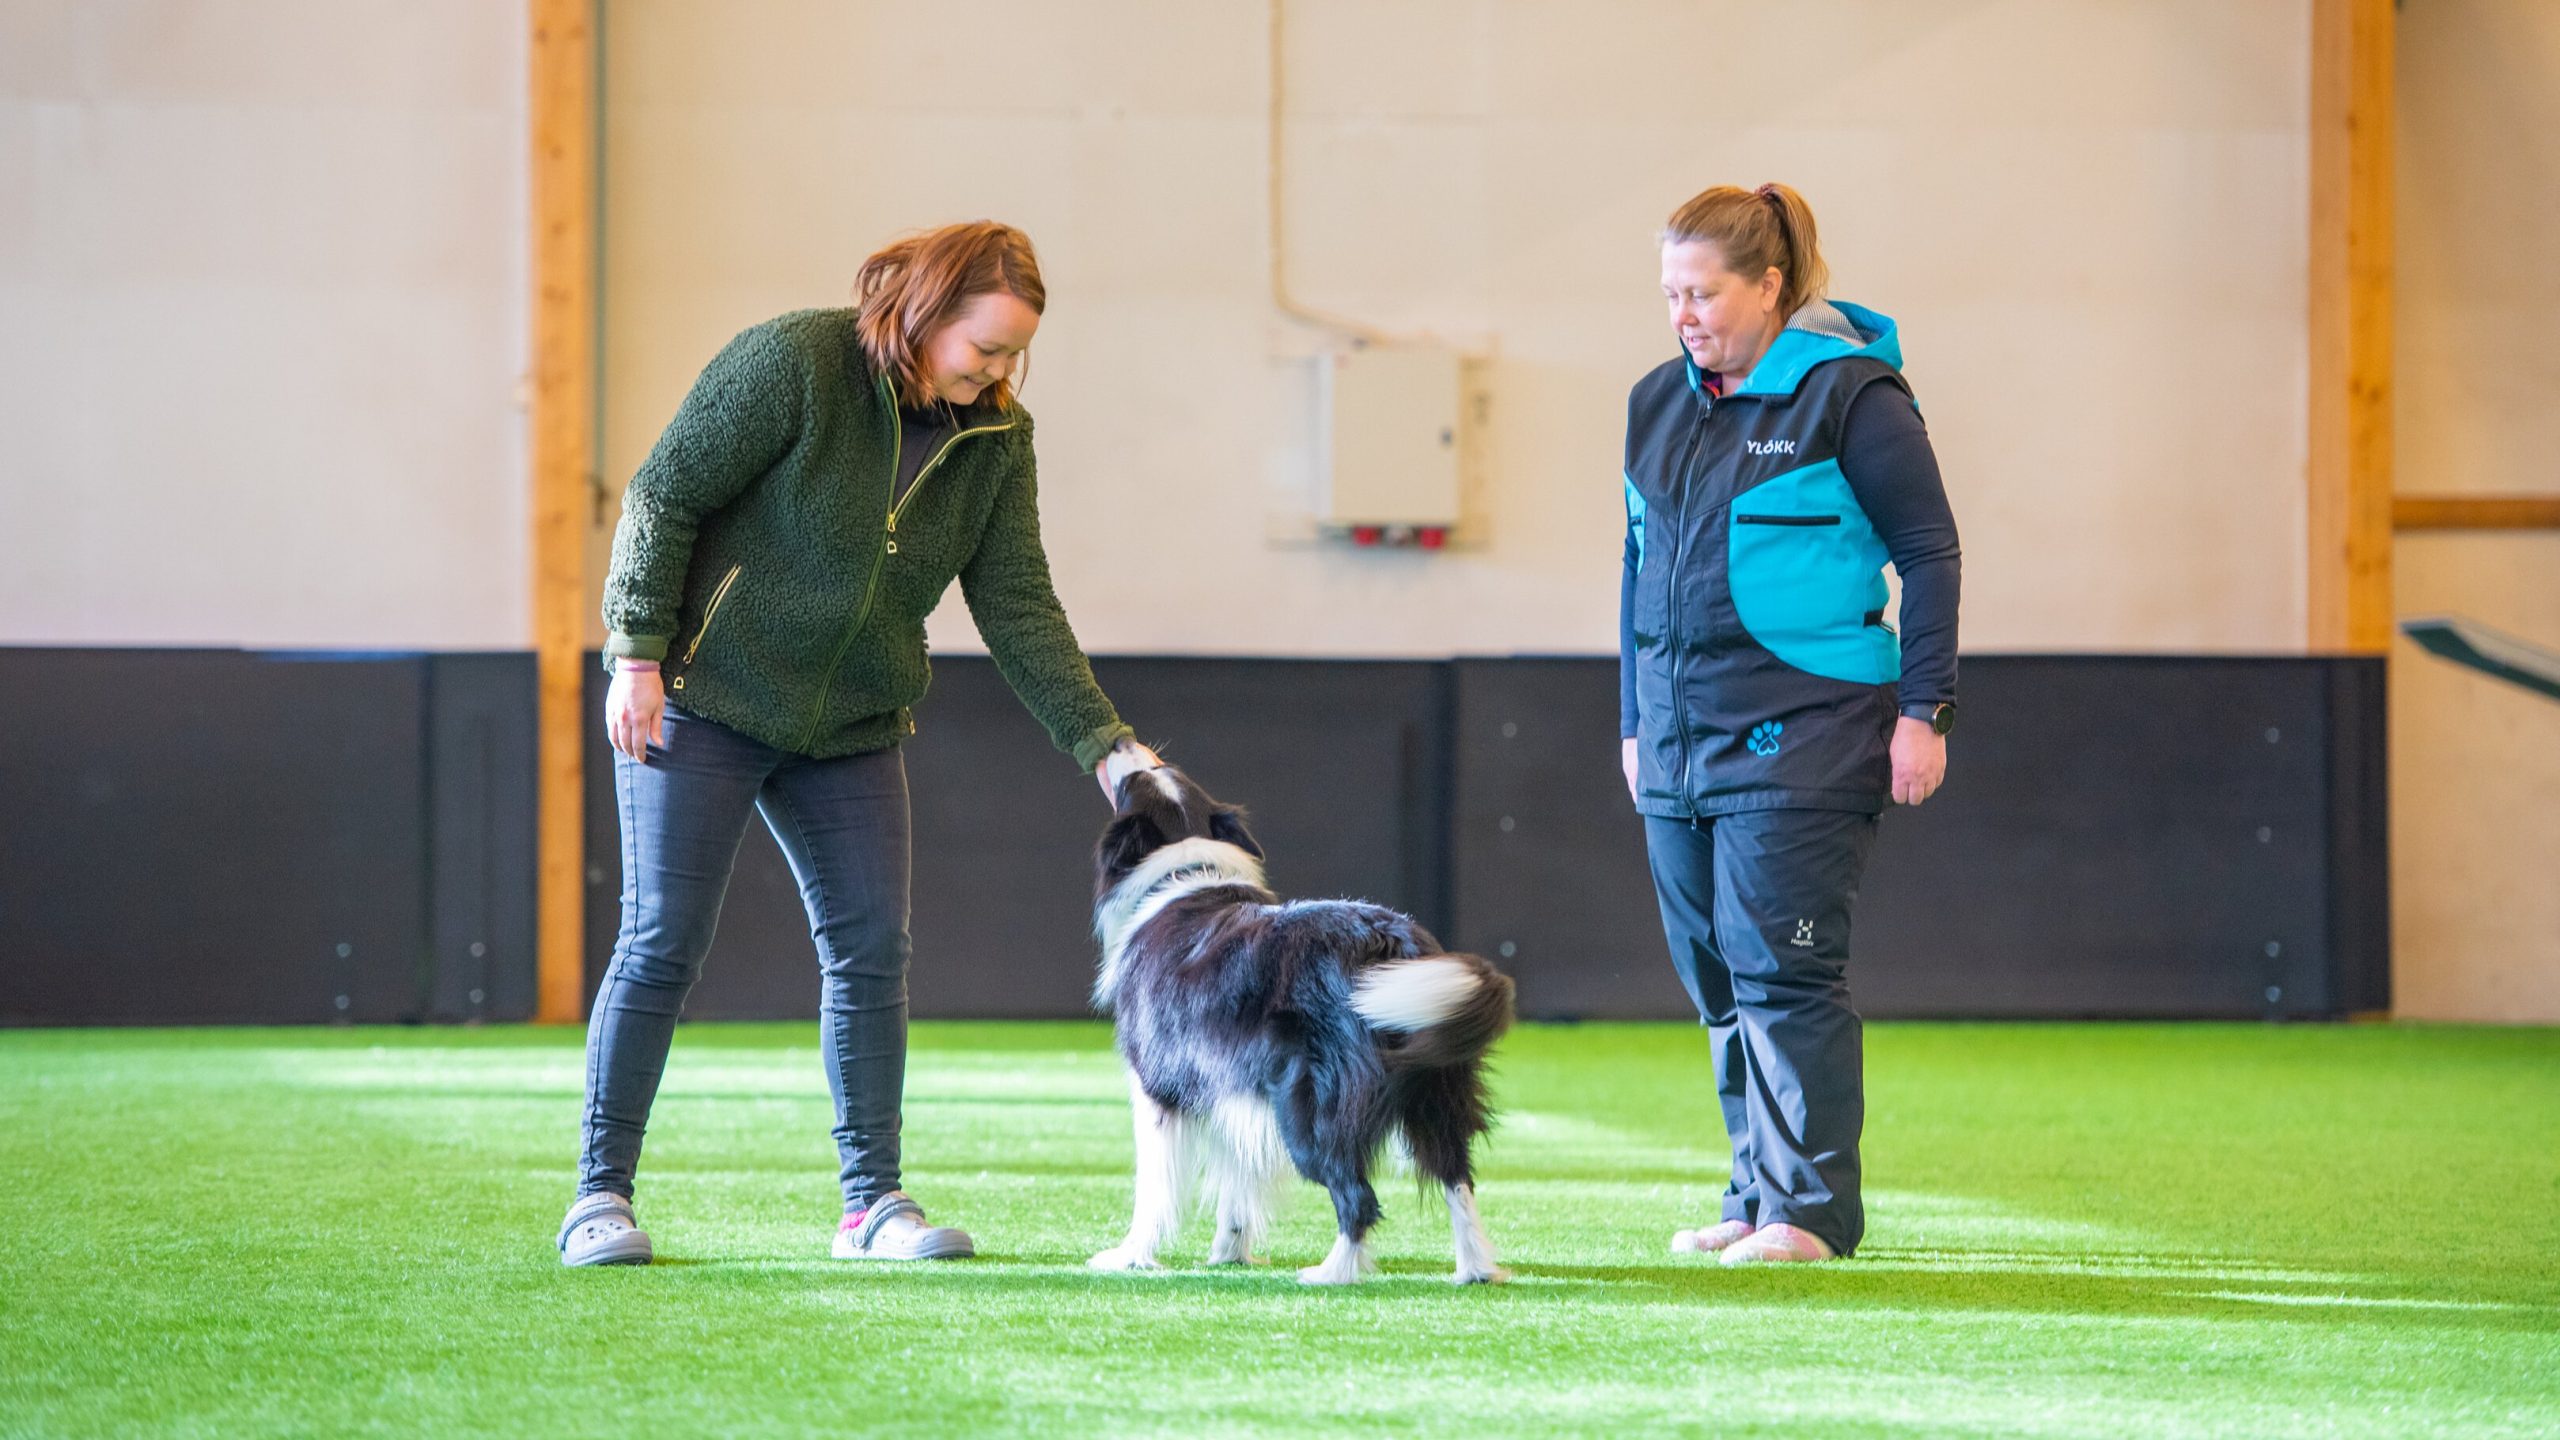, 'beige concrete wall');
2391,540,2560,1022
598,0,2314,657
2390,0,2560,1022
0,0,528,649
